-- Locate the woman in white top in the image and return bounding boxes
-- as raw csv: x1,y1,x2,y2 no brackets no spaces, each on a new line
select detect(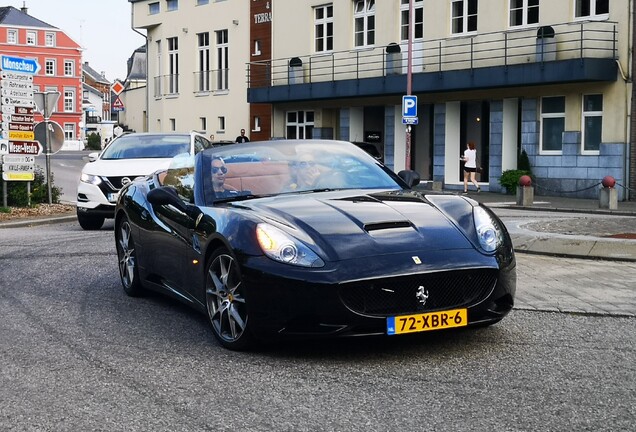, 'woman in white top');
462,141,481,194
